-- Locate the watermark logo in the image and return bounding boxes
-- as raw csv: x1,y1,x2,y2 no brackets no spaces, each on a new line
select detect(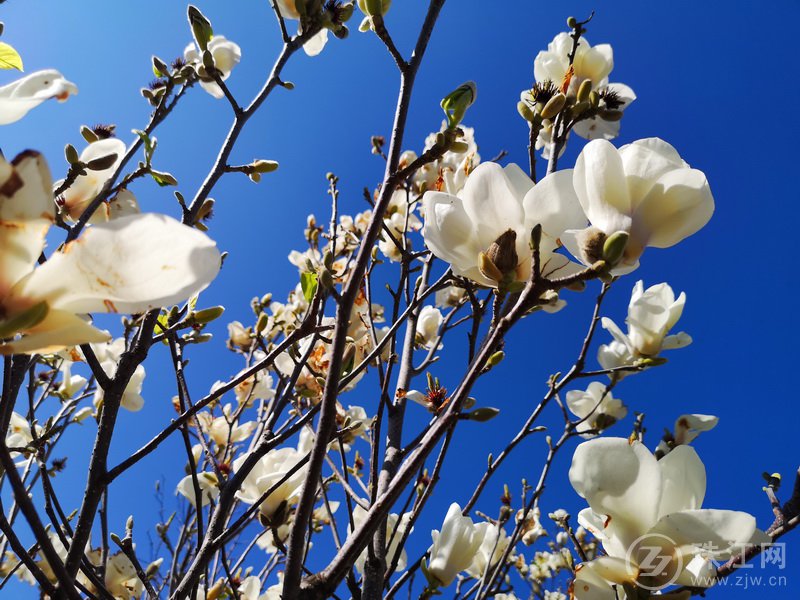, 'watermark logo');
626,532,682,591
624,534,788,592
